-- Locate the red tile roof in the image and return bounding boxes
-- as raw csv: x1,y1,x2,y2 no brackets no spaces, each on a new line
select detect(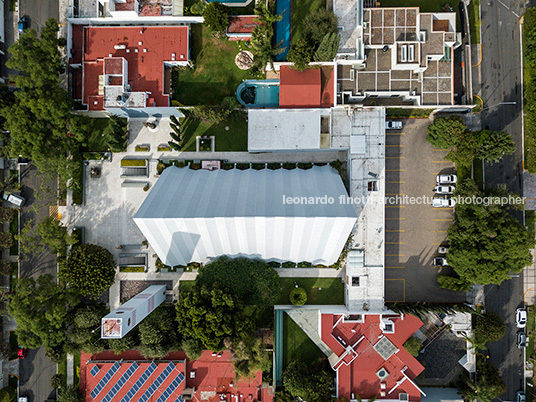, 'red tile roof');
227,16,261,35
80,350,274,402
74,25,189,110
279,66,334,108
320,313,424,401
